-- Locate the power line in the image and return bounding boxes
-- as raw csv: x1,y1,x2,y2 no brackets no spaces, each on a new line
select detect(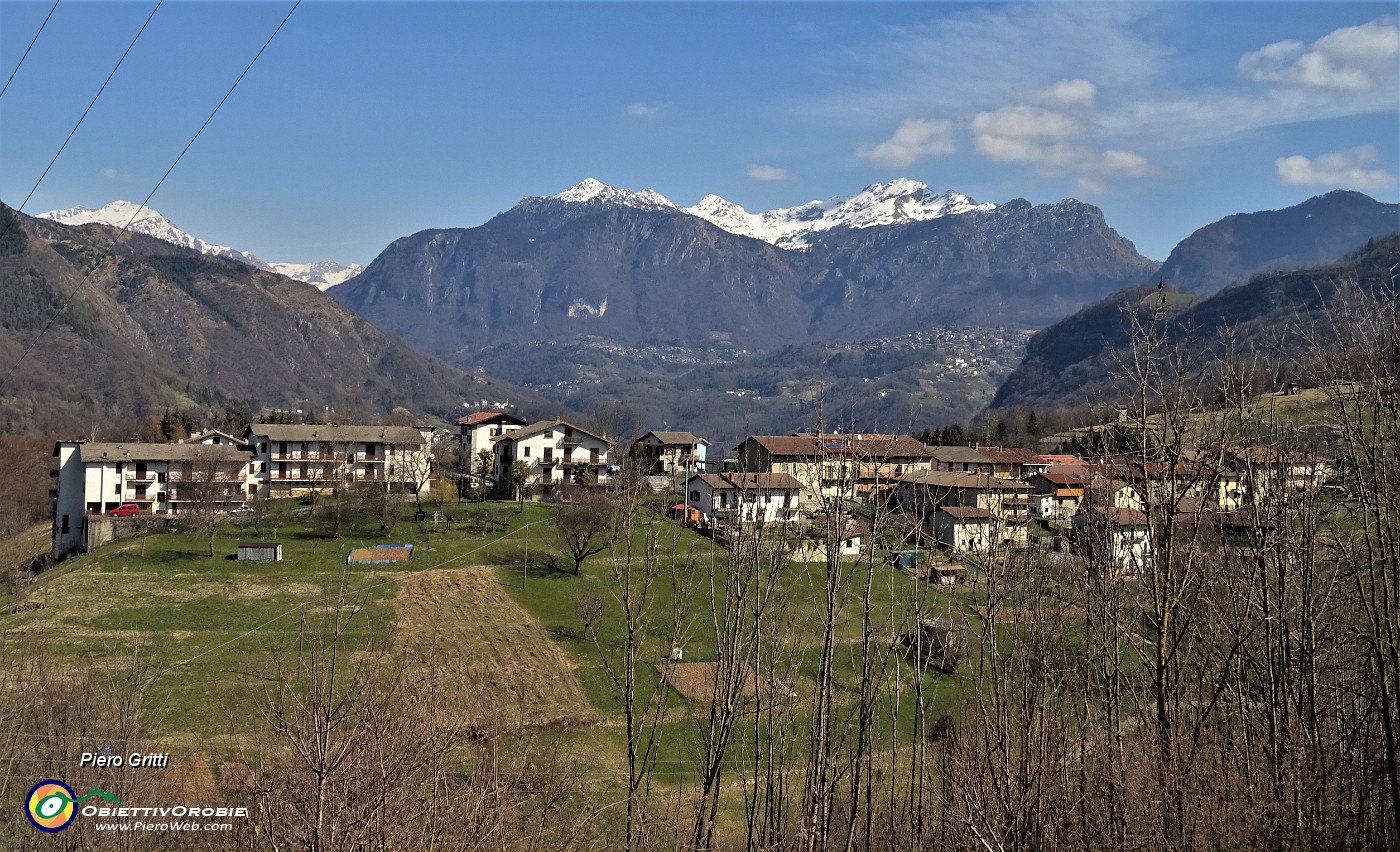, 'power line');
0,0,60,101
0,1,162,250
0,0,301,396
